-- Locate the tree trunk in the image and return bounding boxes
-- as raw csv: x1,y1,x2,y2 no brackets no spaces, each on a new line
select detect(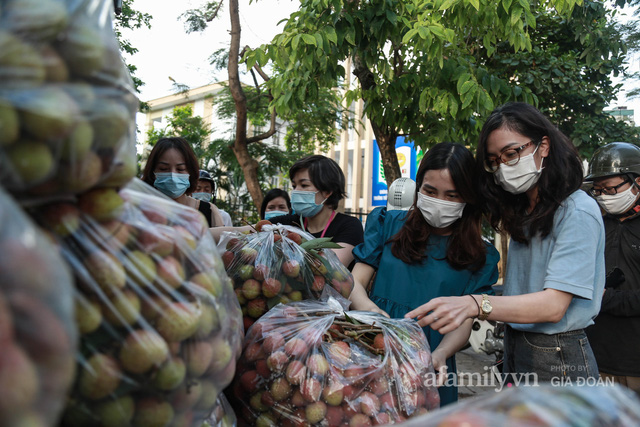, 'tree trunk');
228,0,263,211
371,123,401,187
352,54,401,186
